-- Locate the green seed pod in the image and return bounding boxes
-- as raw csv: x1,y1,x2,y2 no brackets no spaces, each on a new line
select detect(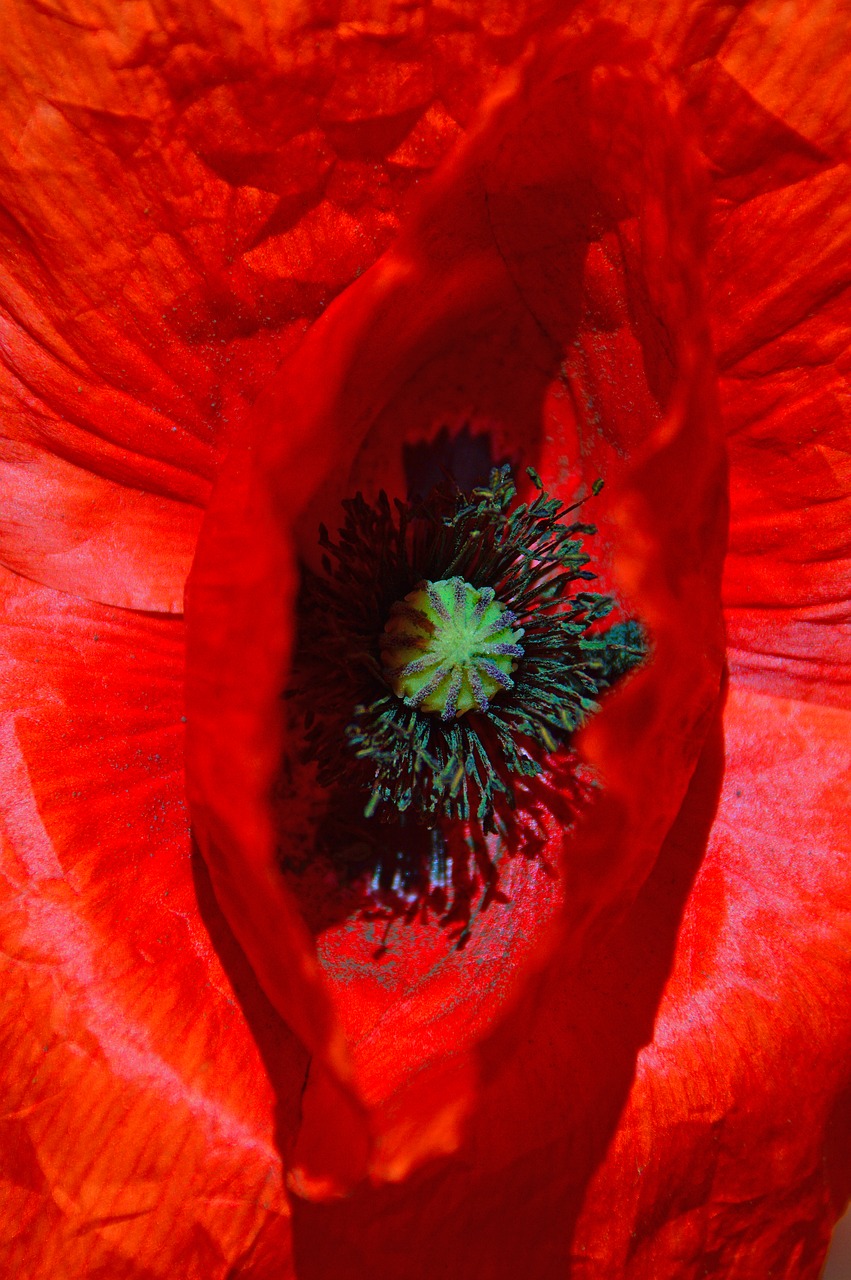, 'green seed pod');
380,578,525,719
